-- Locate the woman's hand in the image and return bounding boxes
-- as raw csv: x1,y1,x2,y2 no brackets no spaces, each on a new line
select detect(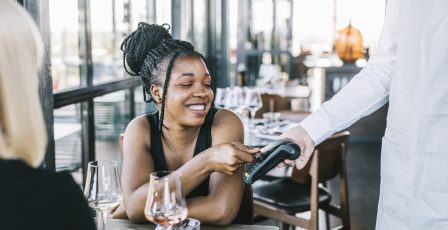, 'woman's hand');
205,142,259,175
110,202,128,219
279,125,315,170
